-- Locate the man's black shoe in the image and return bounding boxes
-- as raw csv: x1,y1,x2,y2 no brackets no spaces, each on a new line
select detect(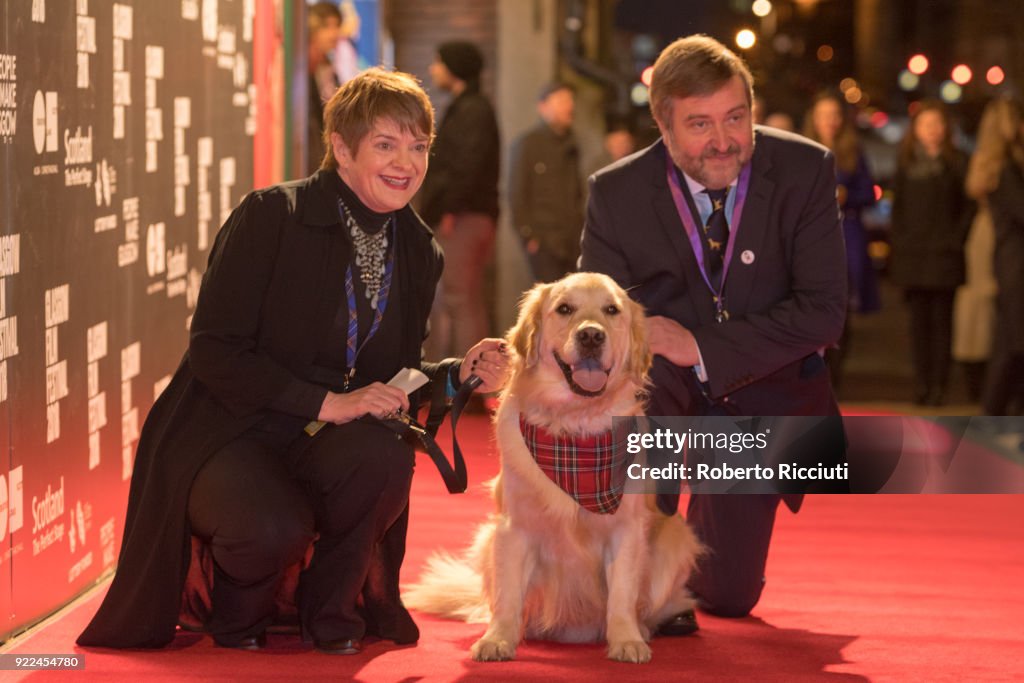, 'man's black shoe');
657,609,699,636
213,632,267,651
314,638,362,655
